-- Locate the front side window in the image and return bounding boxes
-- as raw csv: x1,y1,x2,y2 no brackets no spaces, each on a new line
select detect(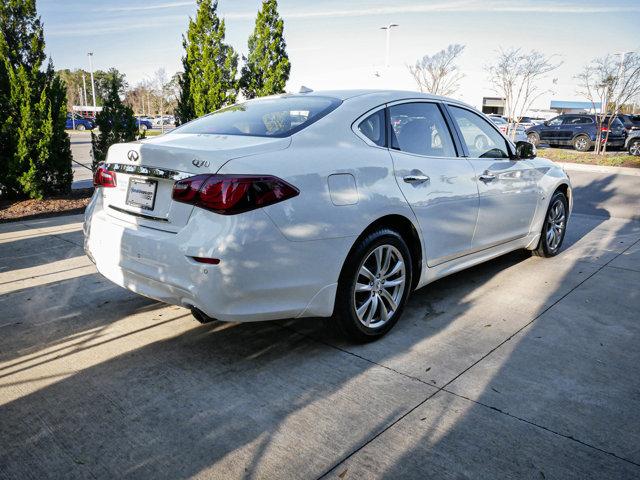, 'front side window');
173,96,341,138
358,109,386,147
449,106,510,159
547,117,563,126
389,103,456,157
